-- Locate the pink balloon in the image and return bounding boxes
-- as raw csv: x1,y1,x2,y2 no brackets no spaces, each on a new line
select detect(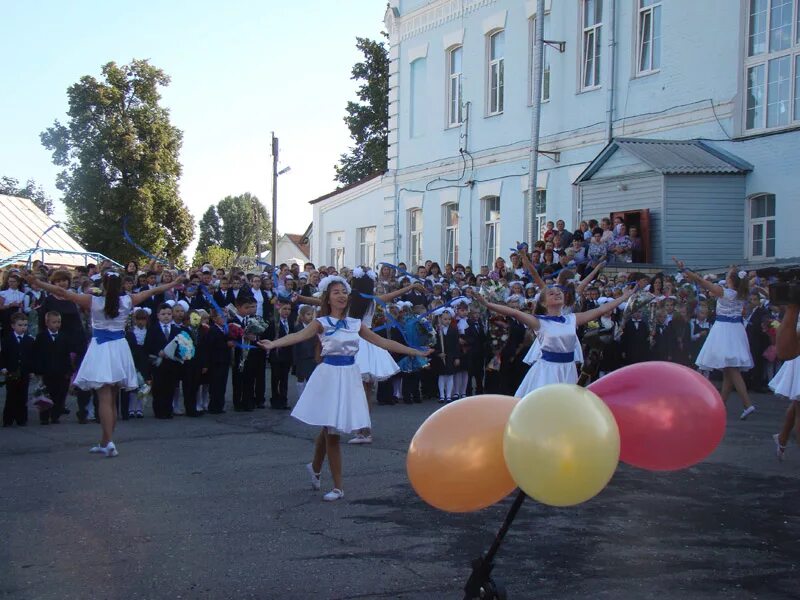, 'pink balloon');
588,362,726,471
